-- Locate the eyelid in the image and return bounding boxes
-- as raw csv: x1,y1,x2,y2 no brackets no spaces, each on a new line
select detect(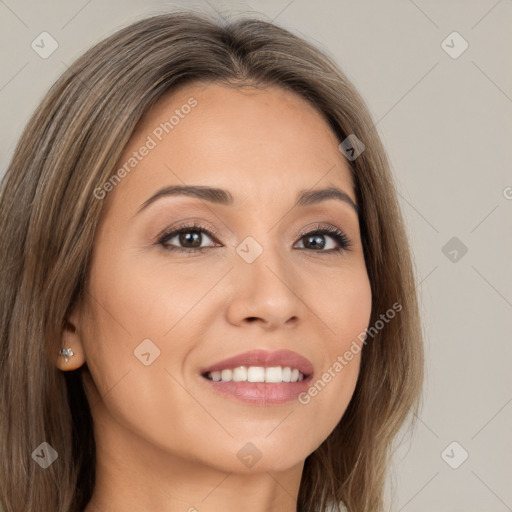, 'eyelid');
156,219,352,254
155,220,220,244
296,223,352,251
